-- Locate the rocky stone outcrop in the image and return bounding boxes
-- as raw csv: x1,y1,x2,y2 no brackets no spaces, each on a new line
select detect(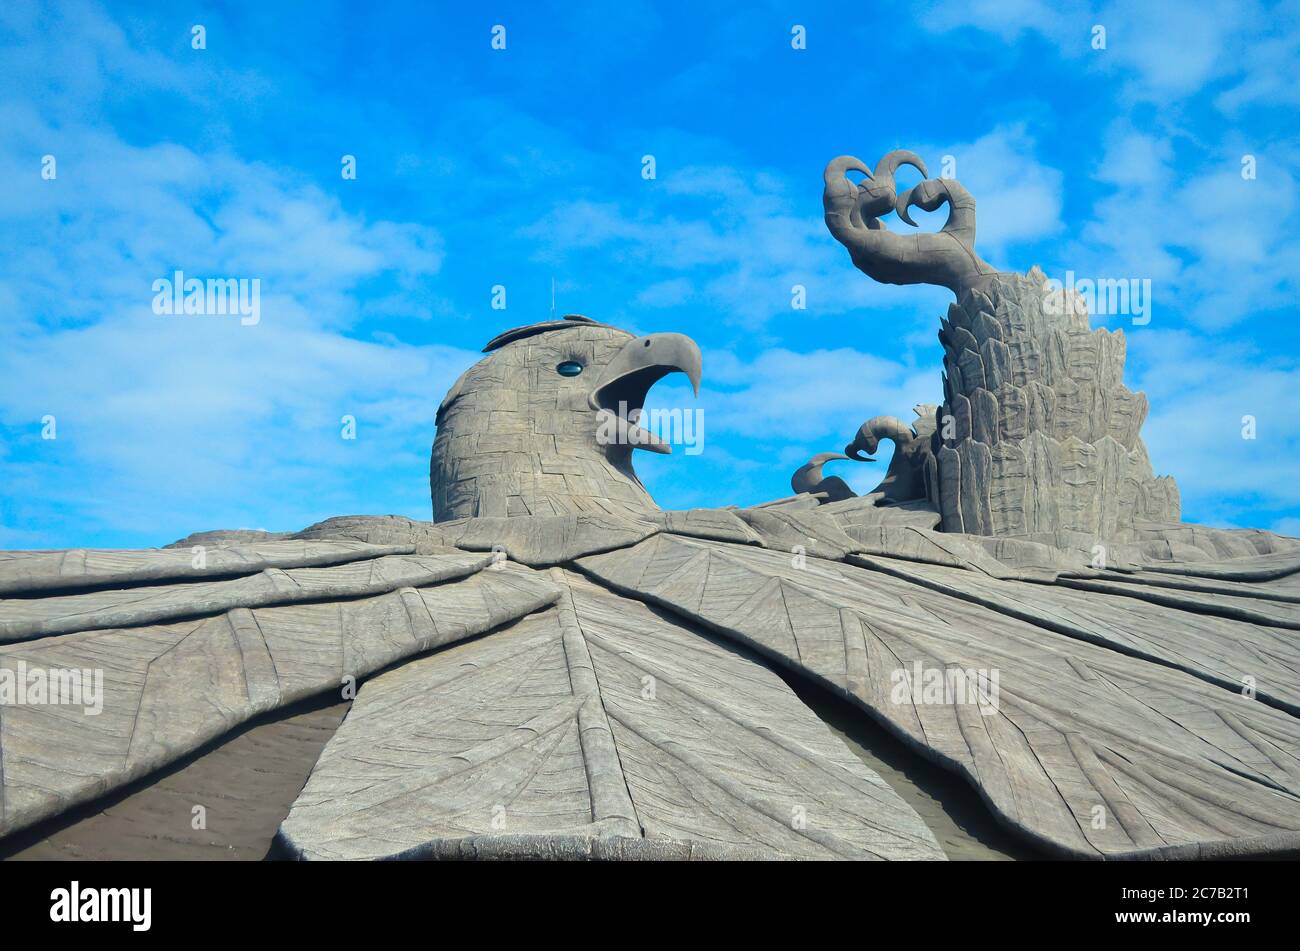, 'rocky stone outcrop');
924,269,1179,539
824,150,1180,543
